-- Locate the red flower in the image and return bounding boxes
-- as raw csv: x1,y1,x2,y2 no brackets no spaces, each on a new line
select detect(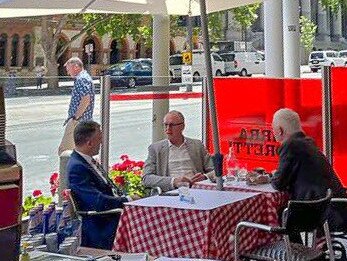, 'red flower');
33,190,42,197
120,154,129,161
136,161,144,169
114,176,126,187
49,172,60,196
133,170,143,176
62,189,70,200
50,172,59,185
112,163,121,171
